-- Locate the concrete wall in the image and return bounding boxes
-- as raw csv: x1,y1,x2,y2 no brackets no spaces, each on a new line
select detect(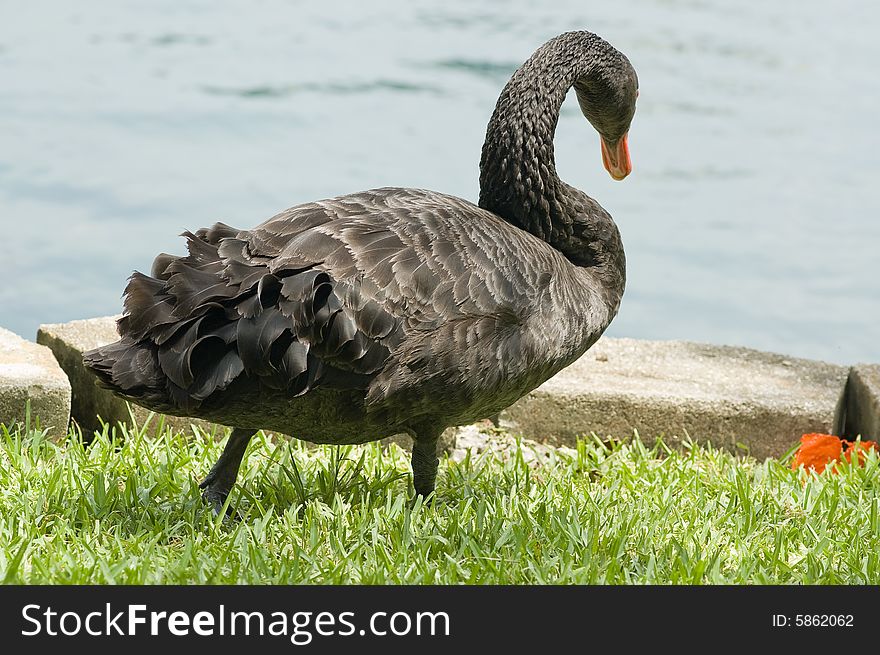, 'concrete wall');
1,316,877,459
